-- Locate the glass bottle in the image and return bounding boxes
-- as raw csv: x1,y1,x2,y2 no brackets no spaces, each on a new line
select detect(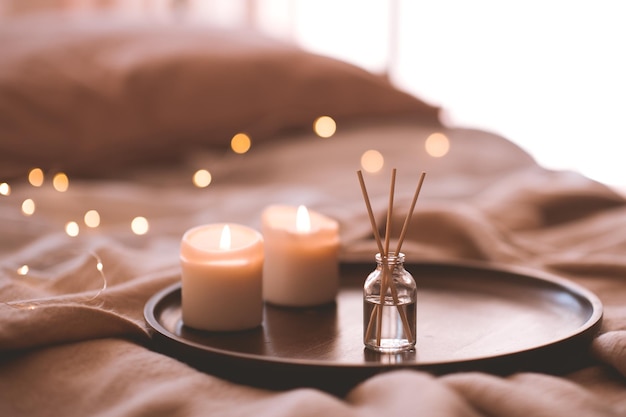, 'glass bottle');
363,252,417,352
